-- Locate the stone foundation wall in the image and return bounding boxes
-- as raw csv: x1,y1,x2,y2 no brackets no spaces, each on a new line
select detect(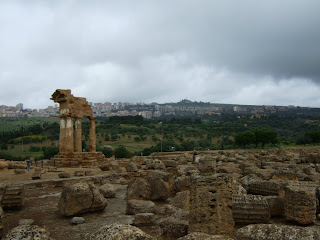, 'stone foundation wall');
49,152,107,168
